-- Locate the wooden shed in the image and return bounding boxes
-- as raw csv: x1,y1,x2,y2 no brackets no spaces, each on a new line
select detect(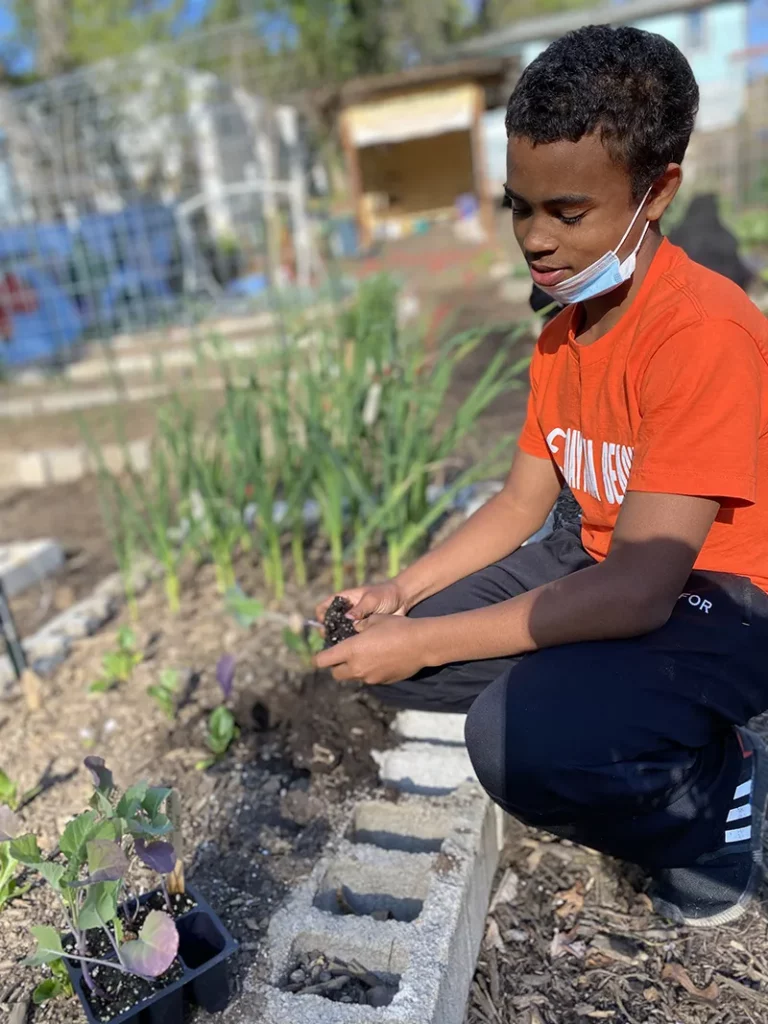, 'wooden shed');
322,58,517,248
